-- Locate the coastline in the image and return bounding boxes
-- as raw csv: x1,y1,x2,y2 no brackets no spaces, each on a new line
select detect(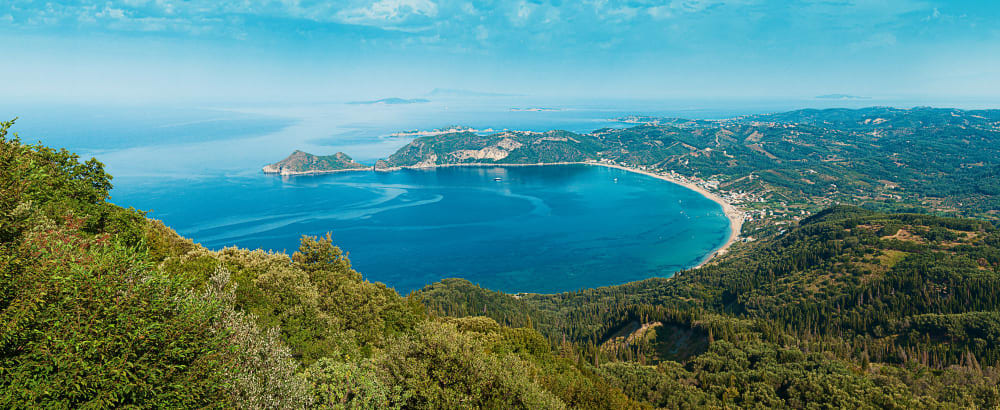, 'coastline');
272,161,743,269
